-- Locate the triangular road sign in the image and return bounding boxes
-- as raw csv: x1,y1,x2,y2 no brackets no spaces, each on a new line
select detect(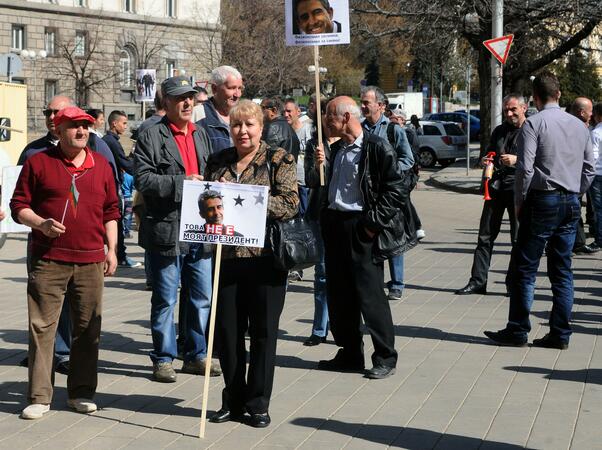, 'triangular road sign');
483,34,514,65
